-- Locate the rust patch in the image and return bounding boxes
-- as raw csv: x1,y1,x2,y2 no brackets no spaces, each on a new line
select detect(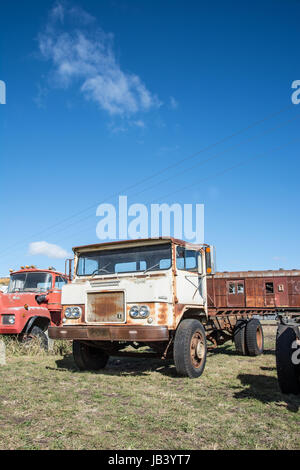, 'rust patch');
173,304,186,328
87,291,124,323
49,325,169,342
157,302,168,325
